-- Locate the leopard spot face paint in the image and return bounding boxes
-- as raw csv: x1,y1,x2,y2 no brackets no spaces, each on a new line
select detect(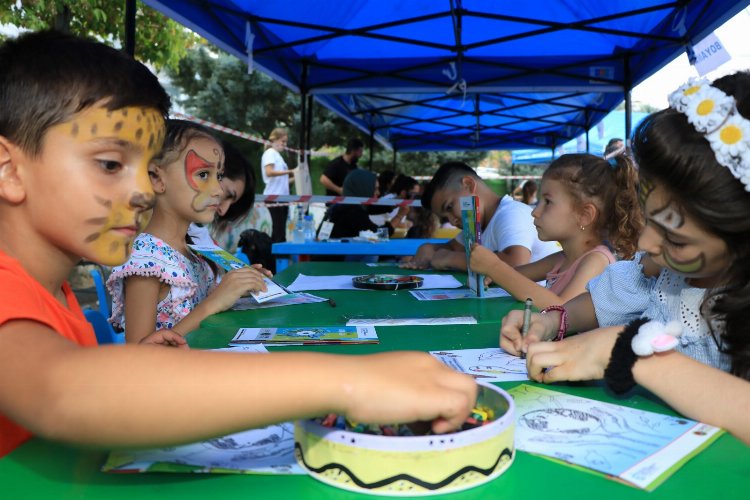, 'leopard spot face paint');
62,105,165,265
